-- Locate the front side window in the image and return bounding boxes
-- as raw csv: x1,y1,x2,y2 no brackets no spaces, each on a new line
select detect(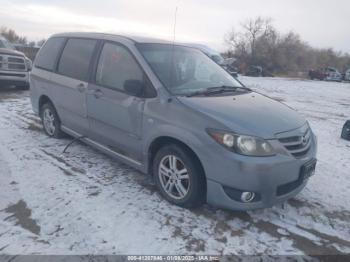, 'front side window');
34,37,65,71
96,43,143,92
137,43,244,96
58,38,96,81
